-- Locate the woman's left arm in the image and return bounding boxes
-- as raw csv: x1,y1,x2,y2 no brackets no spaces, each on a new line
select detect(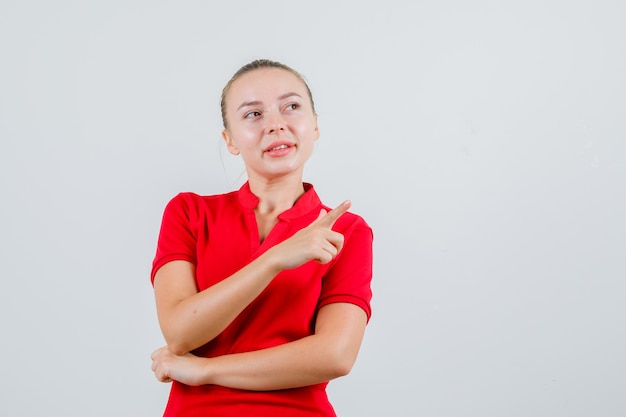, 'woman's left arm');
151,302,368,390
